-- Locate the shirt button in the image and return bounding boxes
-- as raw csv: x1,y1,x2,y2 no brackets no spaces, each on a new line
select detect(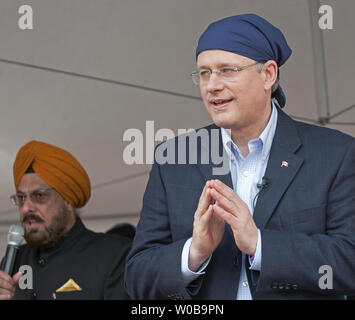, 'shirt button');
278,283,285,290
30,292,37,300
243,171,249,177
38,257,47,267
231,155,235,161
242,281,249,287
